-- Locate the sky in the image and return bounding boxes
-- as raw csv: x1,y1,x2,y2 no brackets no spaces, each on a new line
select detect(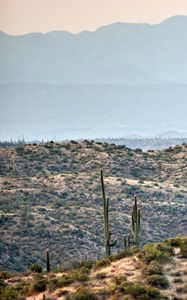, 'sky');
0,0,187,35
